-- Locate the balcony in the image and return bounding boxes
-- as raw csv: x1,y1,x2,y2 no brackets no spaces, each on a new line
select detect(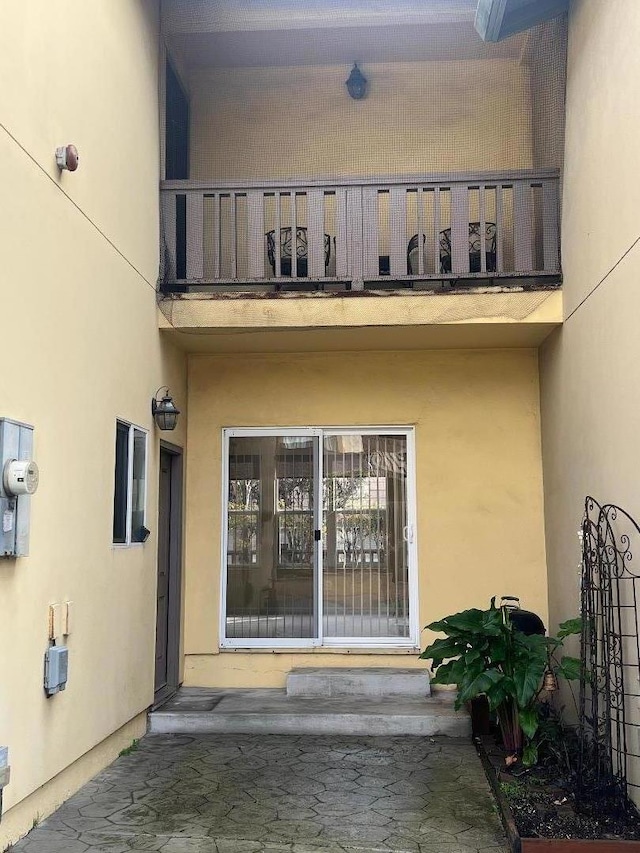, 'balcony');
160,169,560,293
158,1,566,348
